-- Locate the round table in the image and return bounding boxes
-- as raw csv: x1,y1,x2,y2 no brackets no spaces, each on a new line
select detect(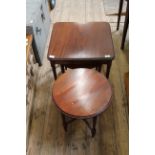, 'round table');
52,68,112,137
